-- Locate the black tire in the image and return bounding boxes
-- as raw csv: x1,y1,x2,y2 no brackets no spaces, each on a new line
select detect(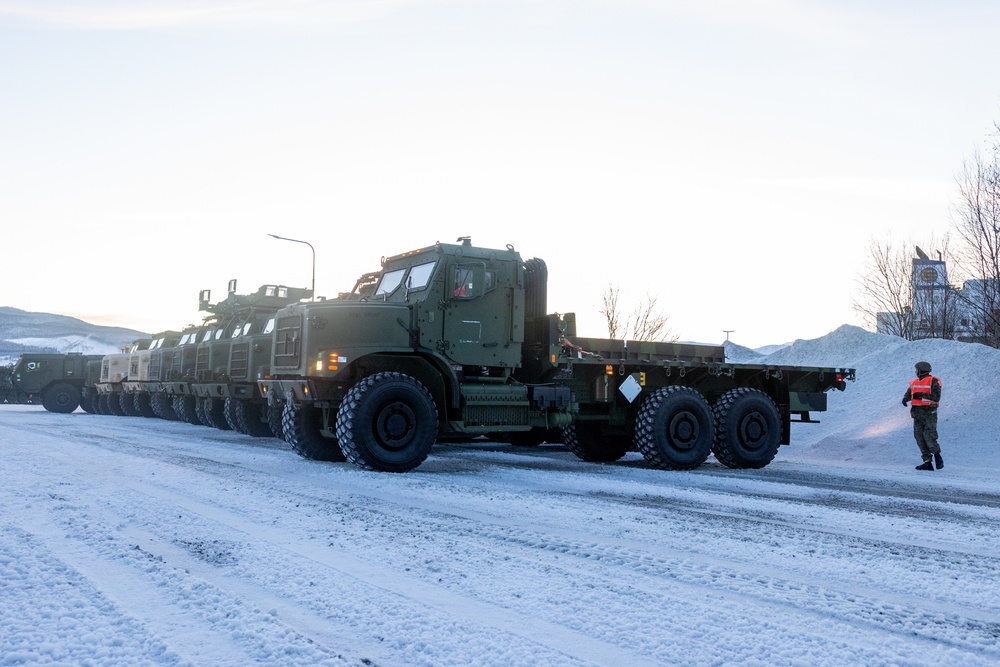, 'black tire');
120,392,141,417
712,388,782,469
283,402,345,461
267,402,286,440
42,382,80,414
561,423,630,462
336,372,438,472
230,398,273,438
151,393,179,420
106,392,127,416
80,392,96,414
635,386,714,470
173,394,200,425
224,398,240,431
134,392,156,418
95,393,110,415
199,397,232,431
